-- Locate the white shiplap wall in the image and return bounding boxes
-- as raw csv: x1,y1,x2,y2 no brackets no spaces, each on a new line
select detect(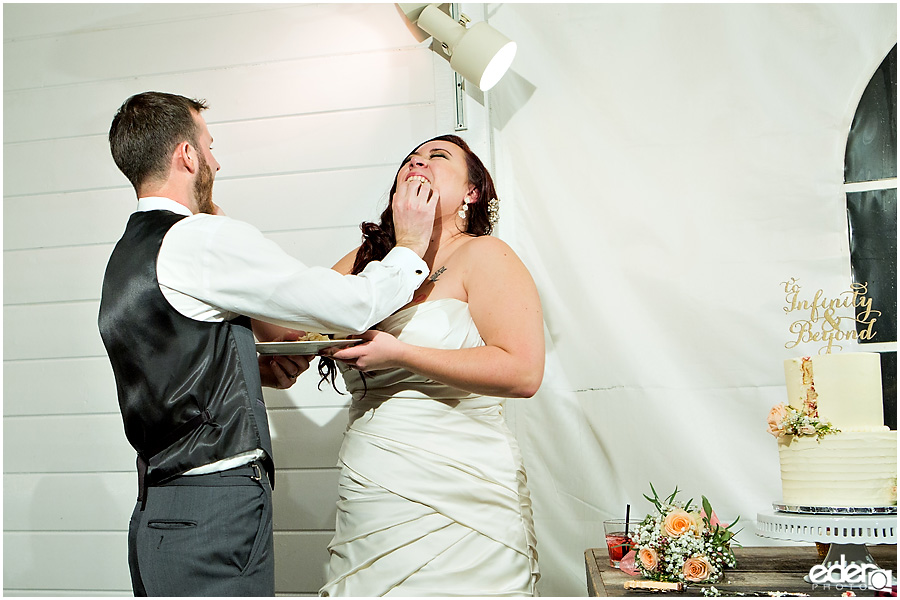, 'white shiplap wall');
3,3,469,595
